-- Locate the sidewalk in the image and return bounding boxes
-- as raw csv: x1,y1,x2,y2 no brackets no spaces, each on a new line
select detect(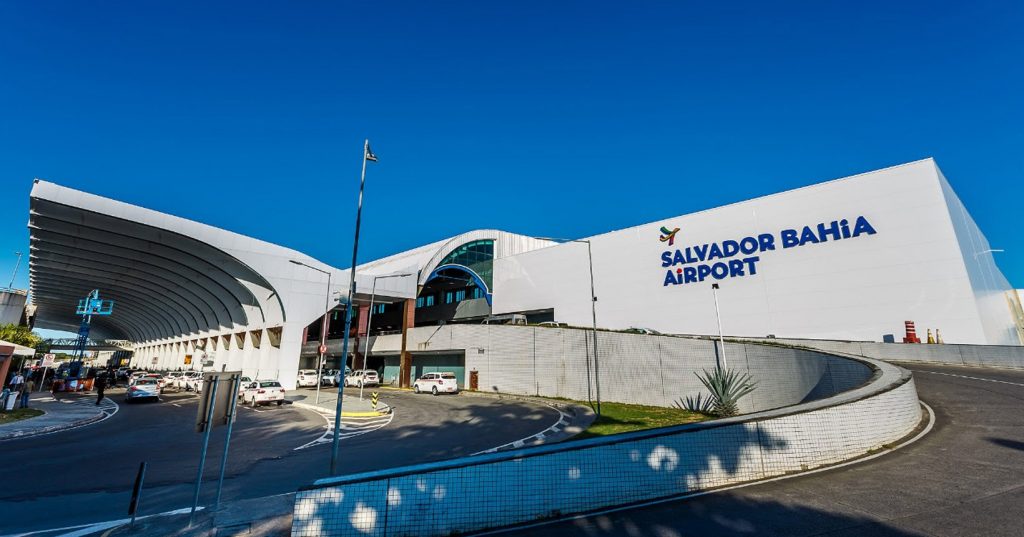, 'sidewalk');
100,493,294,537
286,389,389,416
0,392,117,441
